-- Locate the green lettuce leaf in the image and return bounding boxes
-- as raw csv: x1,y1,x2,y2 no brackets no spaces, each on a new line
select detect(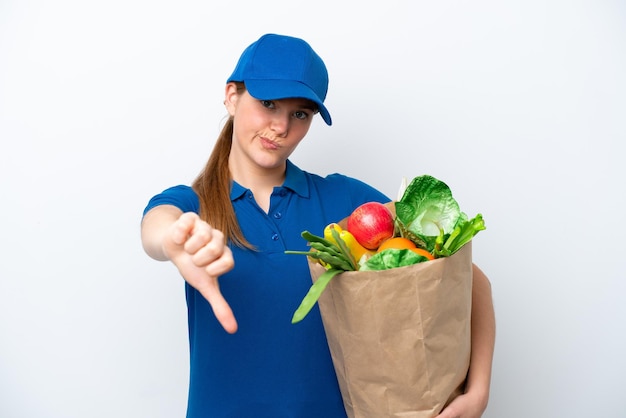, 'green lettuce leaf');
434,213,486,257
360,248,430,271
